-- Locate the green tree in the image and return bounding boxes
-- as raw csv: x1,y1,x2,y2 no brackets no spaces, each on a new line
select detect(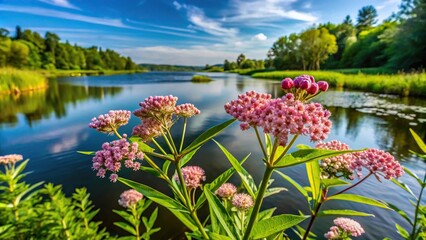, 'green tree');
223,59,231,71
343,15,353,25
299,28,338,70
241,59,255,69
0,28,9,37
356,5,378,32
15,25,23,40
0,37,11,67
9,40,29,68
236,53,246,68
